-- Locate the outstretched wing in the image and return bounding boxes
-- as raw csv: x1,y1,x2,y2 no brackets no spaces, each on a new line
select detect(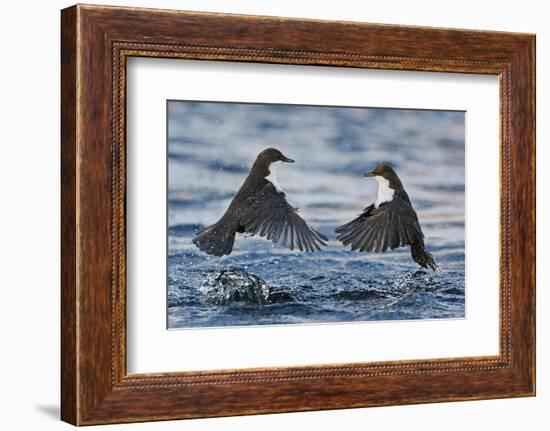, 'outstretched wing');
335,199,424,253
237,183,328,252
